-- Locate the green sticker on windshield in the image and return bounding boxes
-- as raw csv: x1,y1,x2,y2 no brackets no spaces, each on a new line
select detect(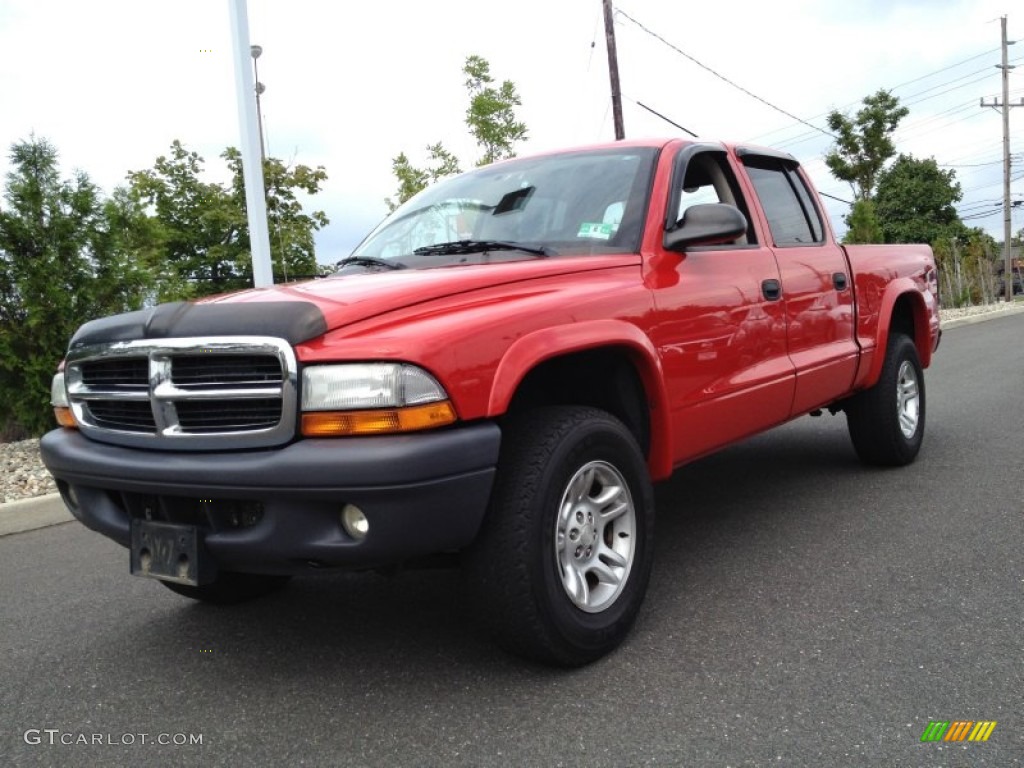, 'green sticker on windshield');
577,222,616,240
